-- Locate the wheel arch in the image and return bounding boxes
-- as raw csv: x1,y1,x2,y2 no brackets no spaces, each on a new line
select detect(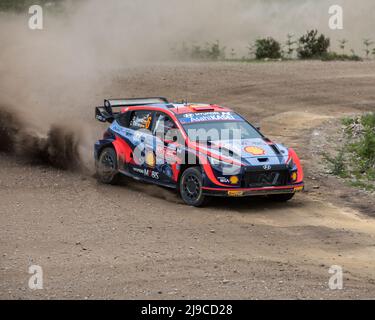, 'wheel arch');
177,152,202,189
95,140,116,161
